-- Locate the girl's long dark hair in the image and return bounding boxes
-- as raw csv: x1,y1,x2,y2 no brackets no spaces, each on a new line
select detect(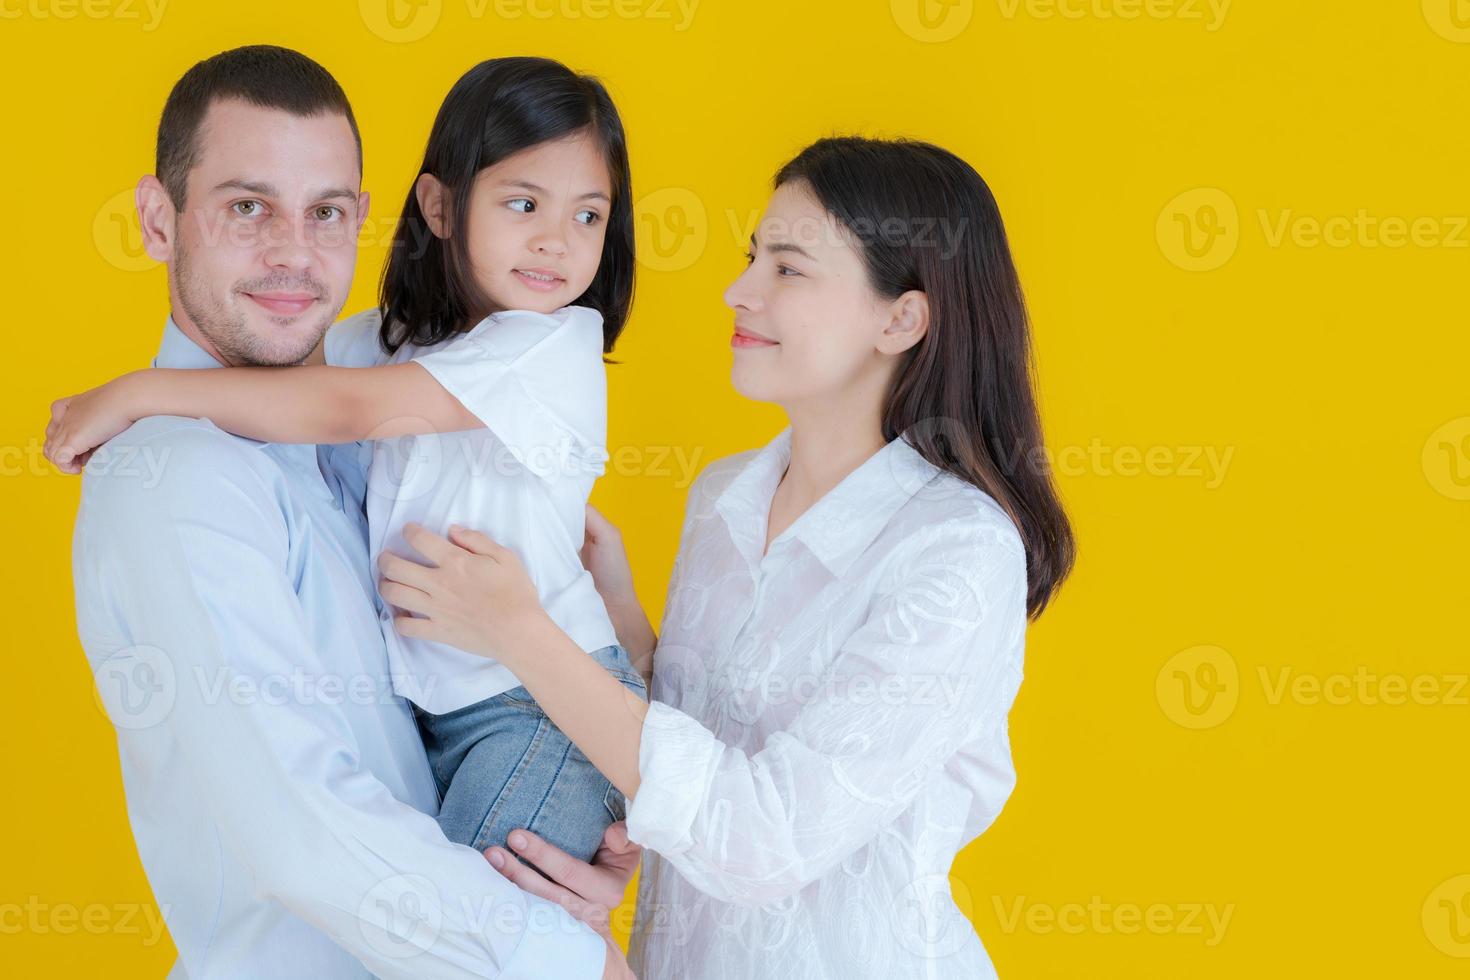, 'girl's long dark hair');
775,137,1074,618
379,57,635,355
